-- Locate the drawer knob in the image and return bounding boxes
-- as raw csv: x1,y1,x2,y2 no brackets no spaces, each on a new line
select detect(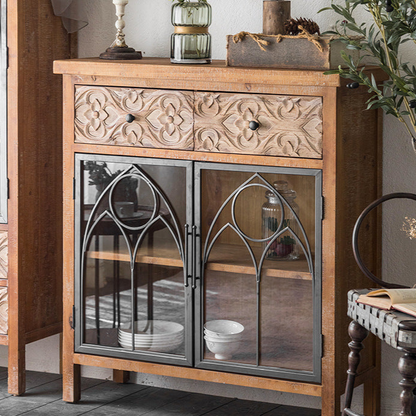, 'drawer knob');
346,82,359,89
125,114,136,123
249,120,260,131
